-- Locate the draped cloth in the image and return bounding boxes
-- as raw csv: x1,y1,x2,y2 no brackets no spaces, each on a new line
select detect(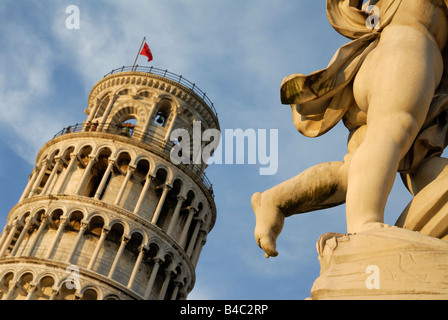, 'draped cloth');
281,0,448,173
